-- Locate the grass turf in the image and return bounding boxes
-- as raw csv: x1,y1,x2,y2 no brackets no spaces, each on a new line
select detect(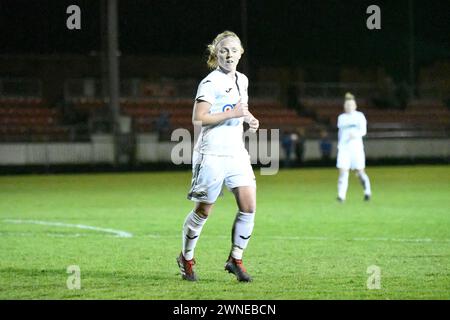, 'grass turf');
0,165,449,299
